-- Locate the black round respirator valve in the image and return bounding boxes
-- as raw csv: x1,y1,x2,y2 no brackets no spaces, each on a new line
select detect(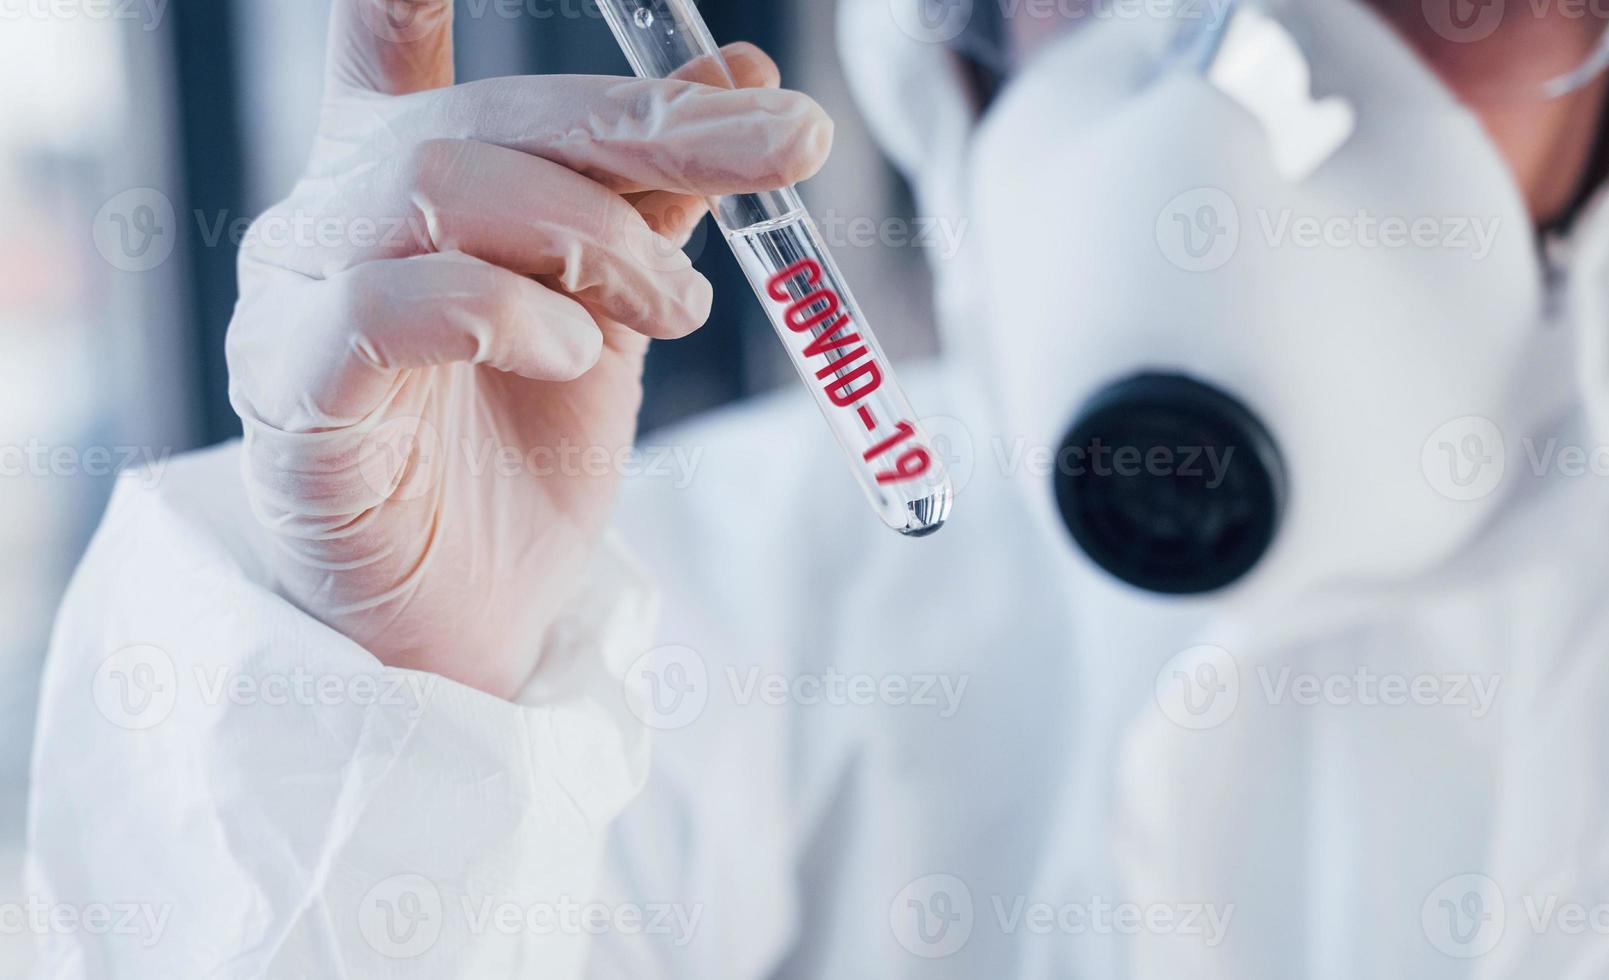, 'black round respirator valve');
1052,373,1287,595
